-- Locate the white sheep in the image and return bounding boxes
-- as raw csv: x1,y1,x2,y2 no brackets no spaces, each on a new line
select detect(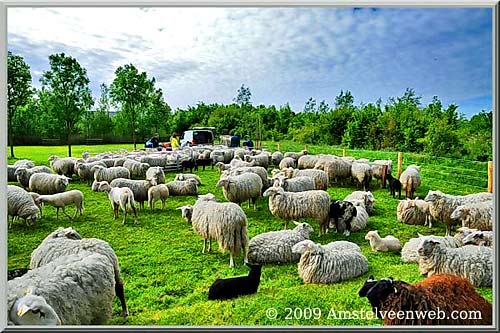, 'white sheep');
462,230,494,248
279,157,296,170
273,175,315,192
13,159,35,169
28,173,69,195
91,180,102,192
229,166,269,190
92,165,130,183
146,166,166,184
371,160,393,181
7,185,39,227
351,161,373,191
48,155,78,177
244,154,269,169
165,179,198,196
174,173,202,186
216,172,262,209
282,167,329,191
34,190,84,219
350,205,369,232
344,191,375,215
365,230,401,252
14,166,53,188
98,181,138,224
123,159,150,178
297,155,319,169
75,161,107,184
148,184,169,211
450,201,493,231
284,150,308,161
271,151,284,166
399,164,422,199
323,159,352,185
397,198,433,227
109,177,157,210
